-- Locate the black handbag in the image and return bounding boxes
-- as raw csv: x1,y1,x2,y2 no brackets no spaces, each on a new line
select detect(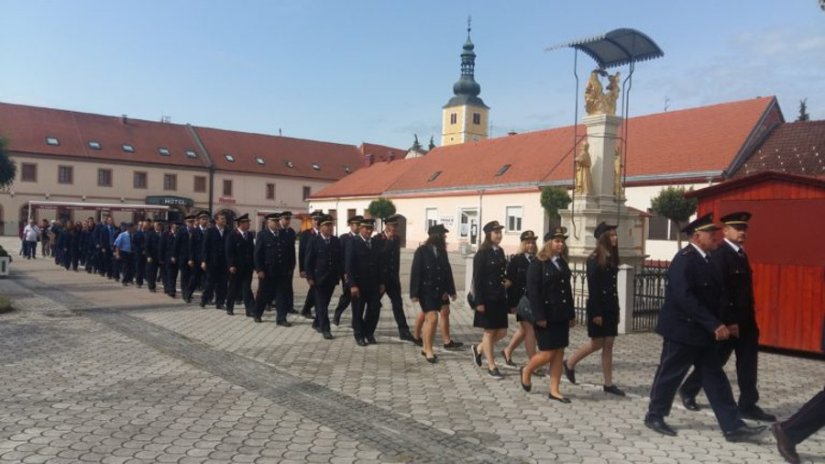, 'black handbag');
516,294,534,323
466,291,477,309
